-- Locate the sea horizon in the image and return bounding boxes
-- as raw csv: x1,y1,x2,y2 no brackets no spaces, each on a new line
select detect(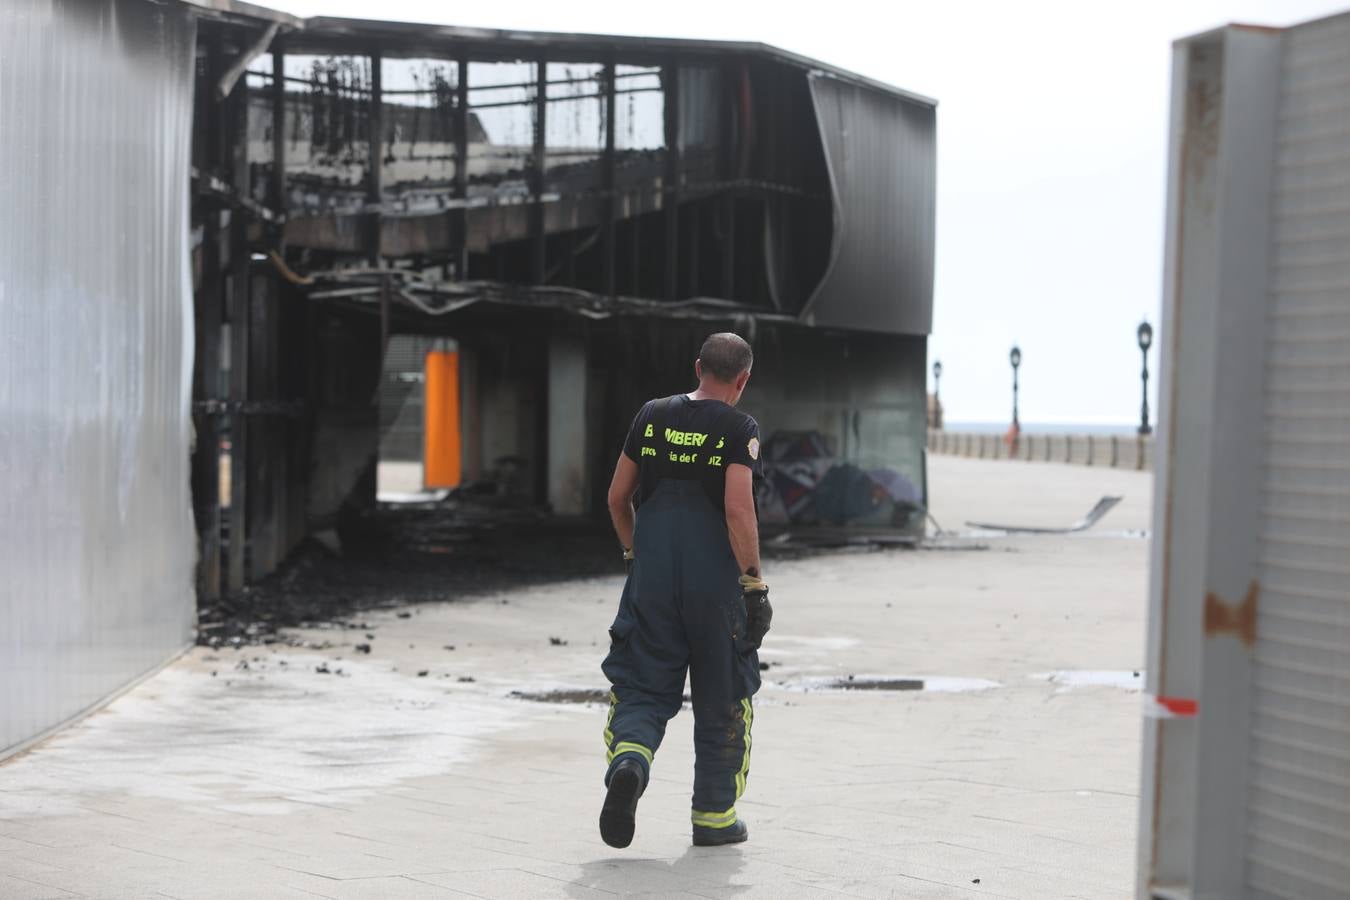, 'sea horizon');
941,421,1142,436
